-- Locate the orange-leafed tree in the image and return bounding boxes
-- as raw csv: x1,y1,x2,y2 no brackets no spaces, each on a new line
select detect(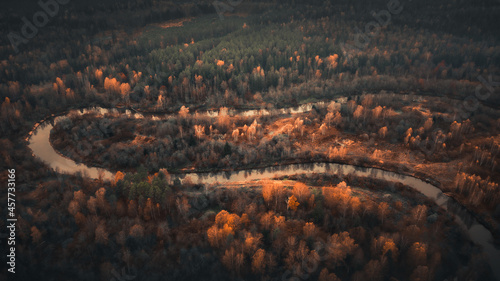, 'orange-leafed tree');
243,231,262,254
319,268,340,281
326,231,358,267
378,202,390,224
292,182,310,204
114,171,125,185
262,181,286,210
303,222,317,238
251,248,266,274
408,242,427,268
207,225,222,248
129,224,145,238
288,195,300,211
